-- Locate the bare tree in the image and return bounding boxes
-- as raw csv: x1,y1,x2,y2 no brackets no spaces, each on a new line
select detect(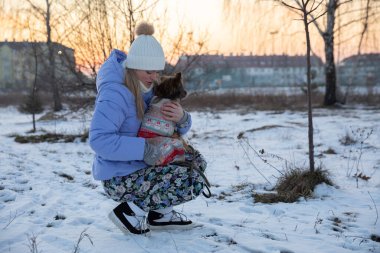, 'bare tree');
63,0,209,80
19,42,44,133
281,0,328,172
317,0,338,105
23,0,63,111
341,0,374,102
18,17,45,132
223,0,380,106
357,0,370,55
163,25,209,75
284,0,380,105
109,0,160,45
5,0,210,102
62,0,156,80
